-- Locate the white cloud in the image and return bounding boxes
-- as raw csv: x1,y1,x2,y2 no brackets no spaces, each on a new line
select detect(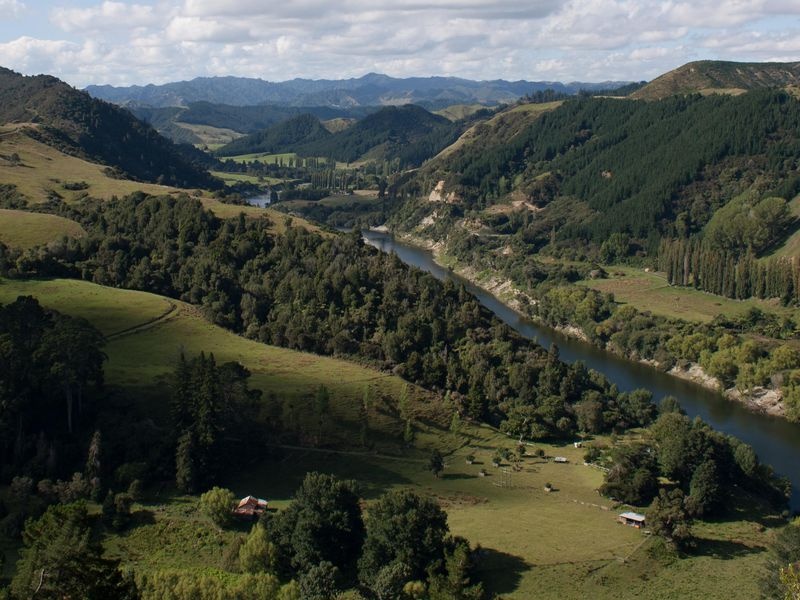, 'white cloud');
51,1,161,32
0,0,25,17
1,0,799,87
